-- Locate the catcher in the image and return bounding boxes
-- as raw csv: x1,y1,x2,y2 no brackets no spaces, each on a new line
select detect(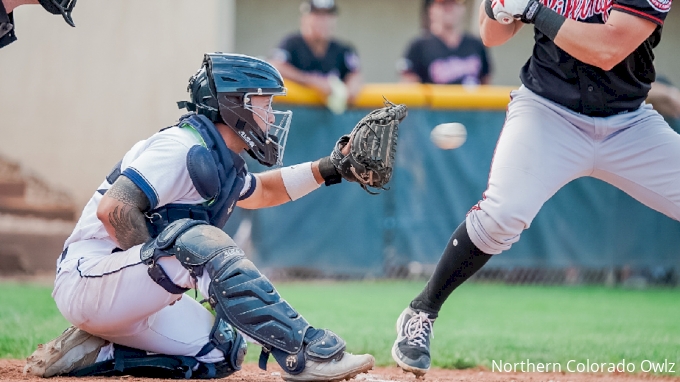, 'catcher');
24,53,405,380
